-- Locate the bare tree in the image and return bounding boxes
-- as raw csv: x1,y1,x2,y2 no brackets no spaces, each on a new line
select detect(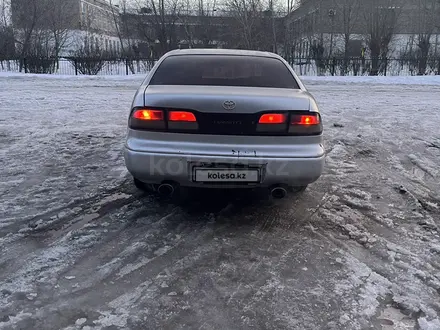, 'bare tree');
72,0,110,56
45,0,77,68
10,0,75,72
0,0,8,27
11,0,63,72
109,0,138,58
181,0,219,48
363,0,402,75
0,0,15,61
283,0,298,60
225,0,274,50
132,0,184,57
68,4,114,76
414,0,439,74
108,0,142,74
12,0,45,64
336,0,360,73
286,0,297,13
228,0,258,49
